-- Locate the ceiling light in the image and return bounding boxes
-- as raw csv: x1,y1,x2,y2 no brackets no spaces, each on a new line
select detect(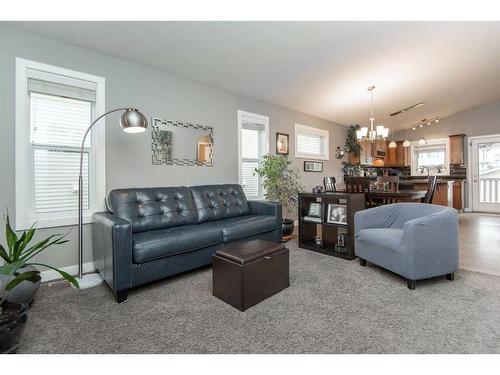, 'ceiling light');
403,128,411,147
435,119,439,123
358,86,390,143
388,140,397,148
418,137,427,145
